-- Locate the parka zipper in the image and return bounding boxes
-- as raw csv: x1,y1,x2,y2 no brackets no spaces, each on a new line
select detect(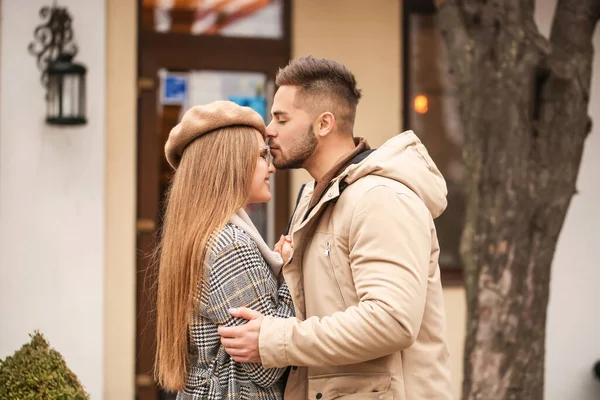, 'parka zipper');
325,240,346,307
